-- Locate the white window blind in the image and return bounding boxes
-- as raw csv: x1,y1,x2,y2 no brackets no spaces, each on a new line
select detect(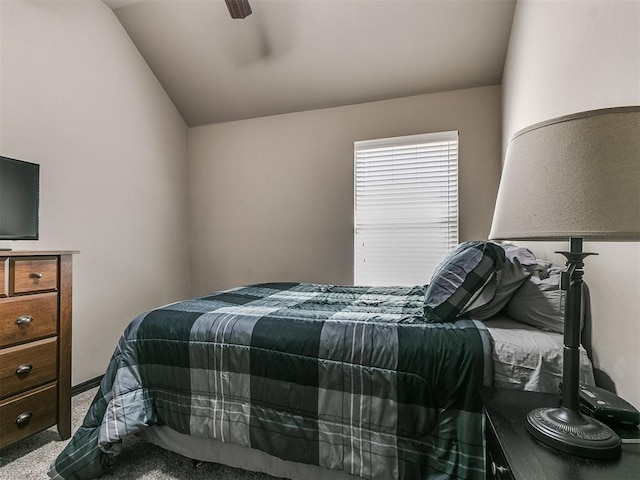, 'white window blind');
354,131,458,286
